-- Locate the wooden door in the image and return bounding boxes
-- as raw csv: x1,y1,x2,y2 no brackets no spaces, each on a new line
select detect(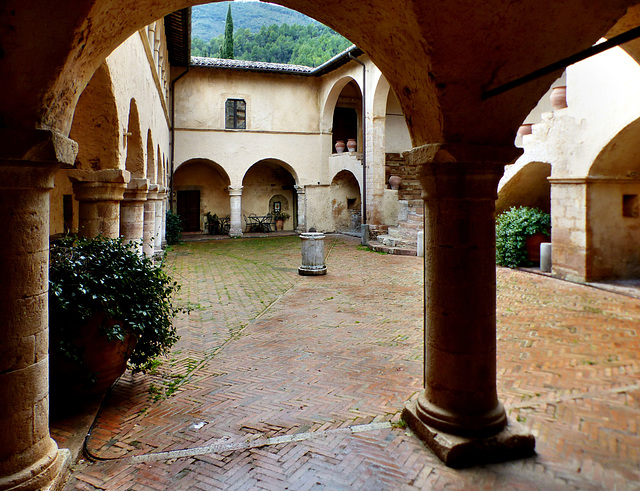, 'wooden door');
177,190,201,231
